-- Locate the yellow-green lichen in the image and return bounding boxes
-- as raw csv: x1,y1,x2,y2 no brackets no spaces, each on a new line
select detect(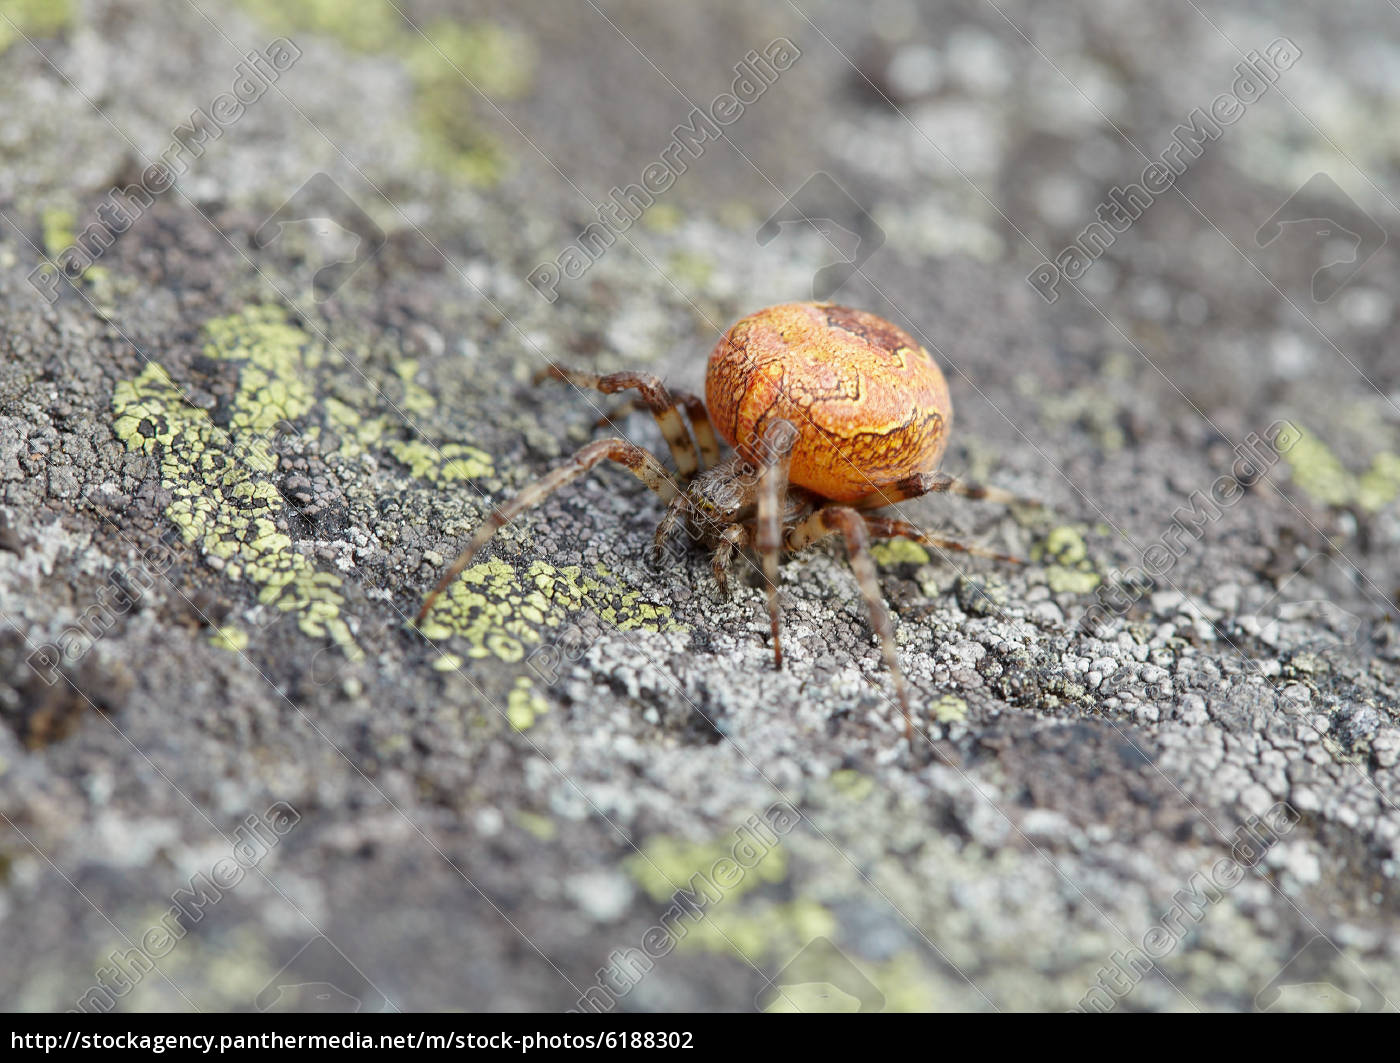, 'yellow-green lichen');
416,557,682,662
388,439,493,483
683,898,835,966
322,399,393,460
928,693,967,723
643,203,683,233
1284,426,1355,508
202,305,316,433
621,830,948,1013
411,75,508,185
871,539,931,567
828,769,875,802
111,307,358,658
400,16,539,183
209,625,250,652
514,810,556,841
764,932,957,1013
40,205,75,258
37,203,110,291
1282,425,1400,513
1358,452,1400,513
404,19,536,101
235,0,399,52
666,251,713,292
1037,525,1101,594
0,0,73,54
430,651,464,672
507,676,549,730
627,833,786,905
643,891,955,1012
394,359,437,417
238,2,533,185
864,952,947,1012
1047,567,1101,594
